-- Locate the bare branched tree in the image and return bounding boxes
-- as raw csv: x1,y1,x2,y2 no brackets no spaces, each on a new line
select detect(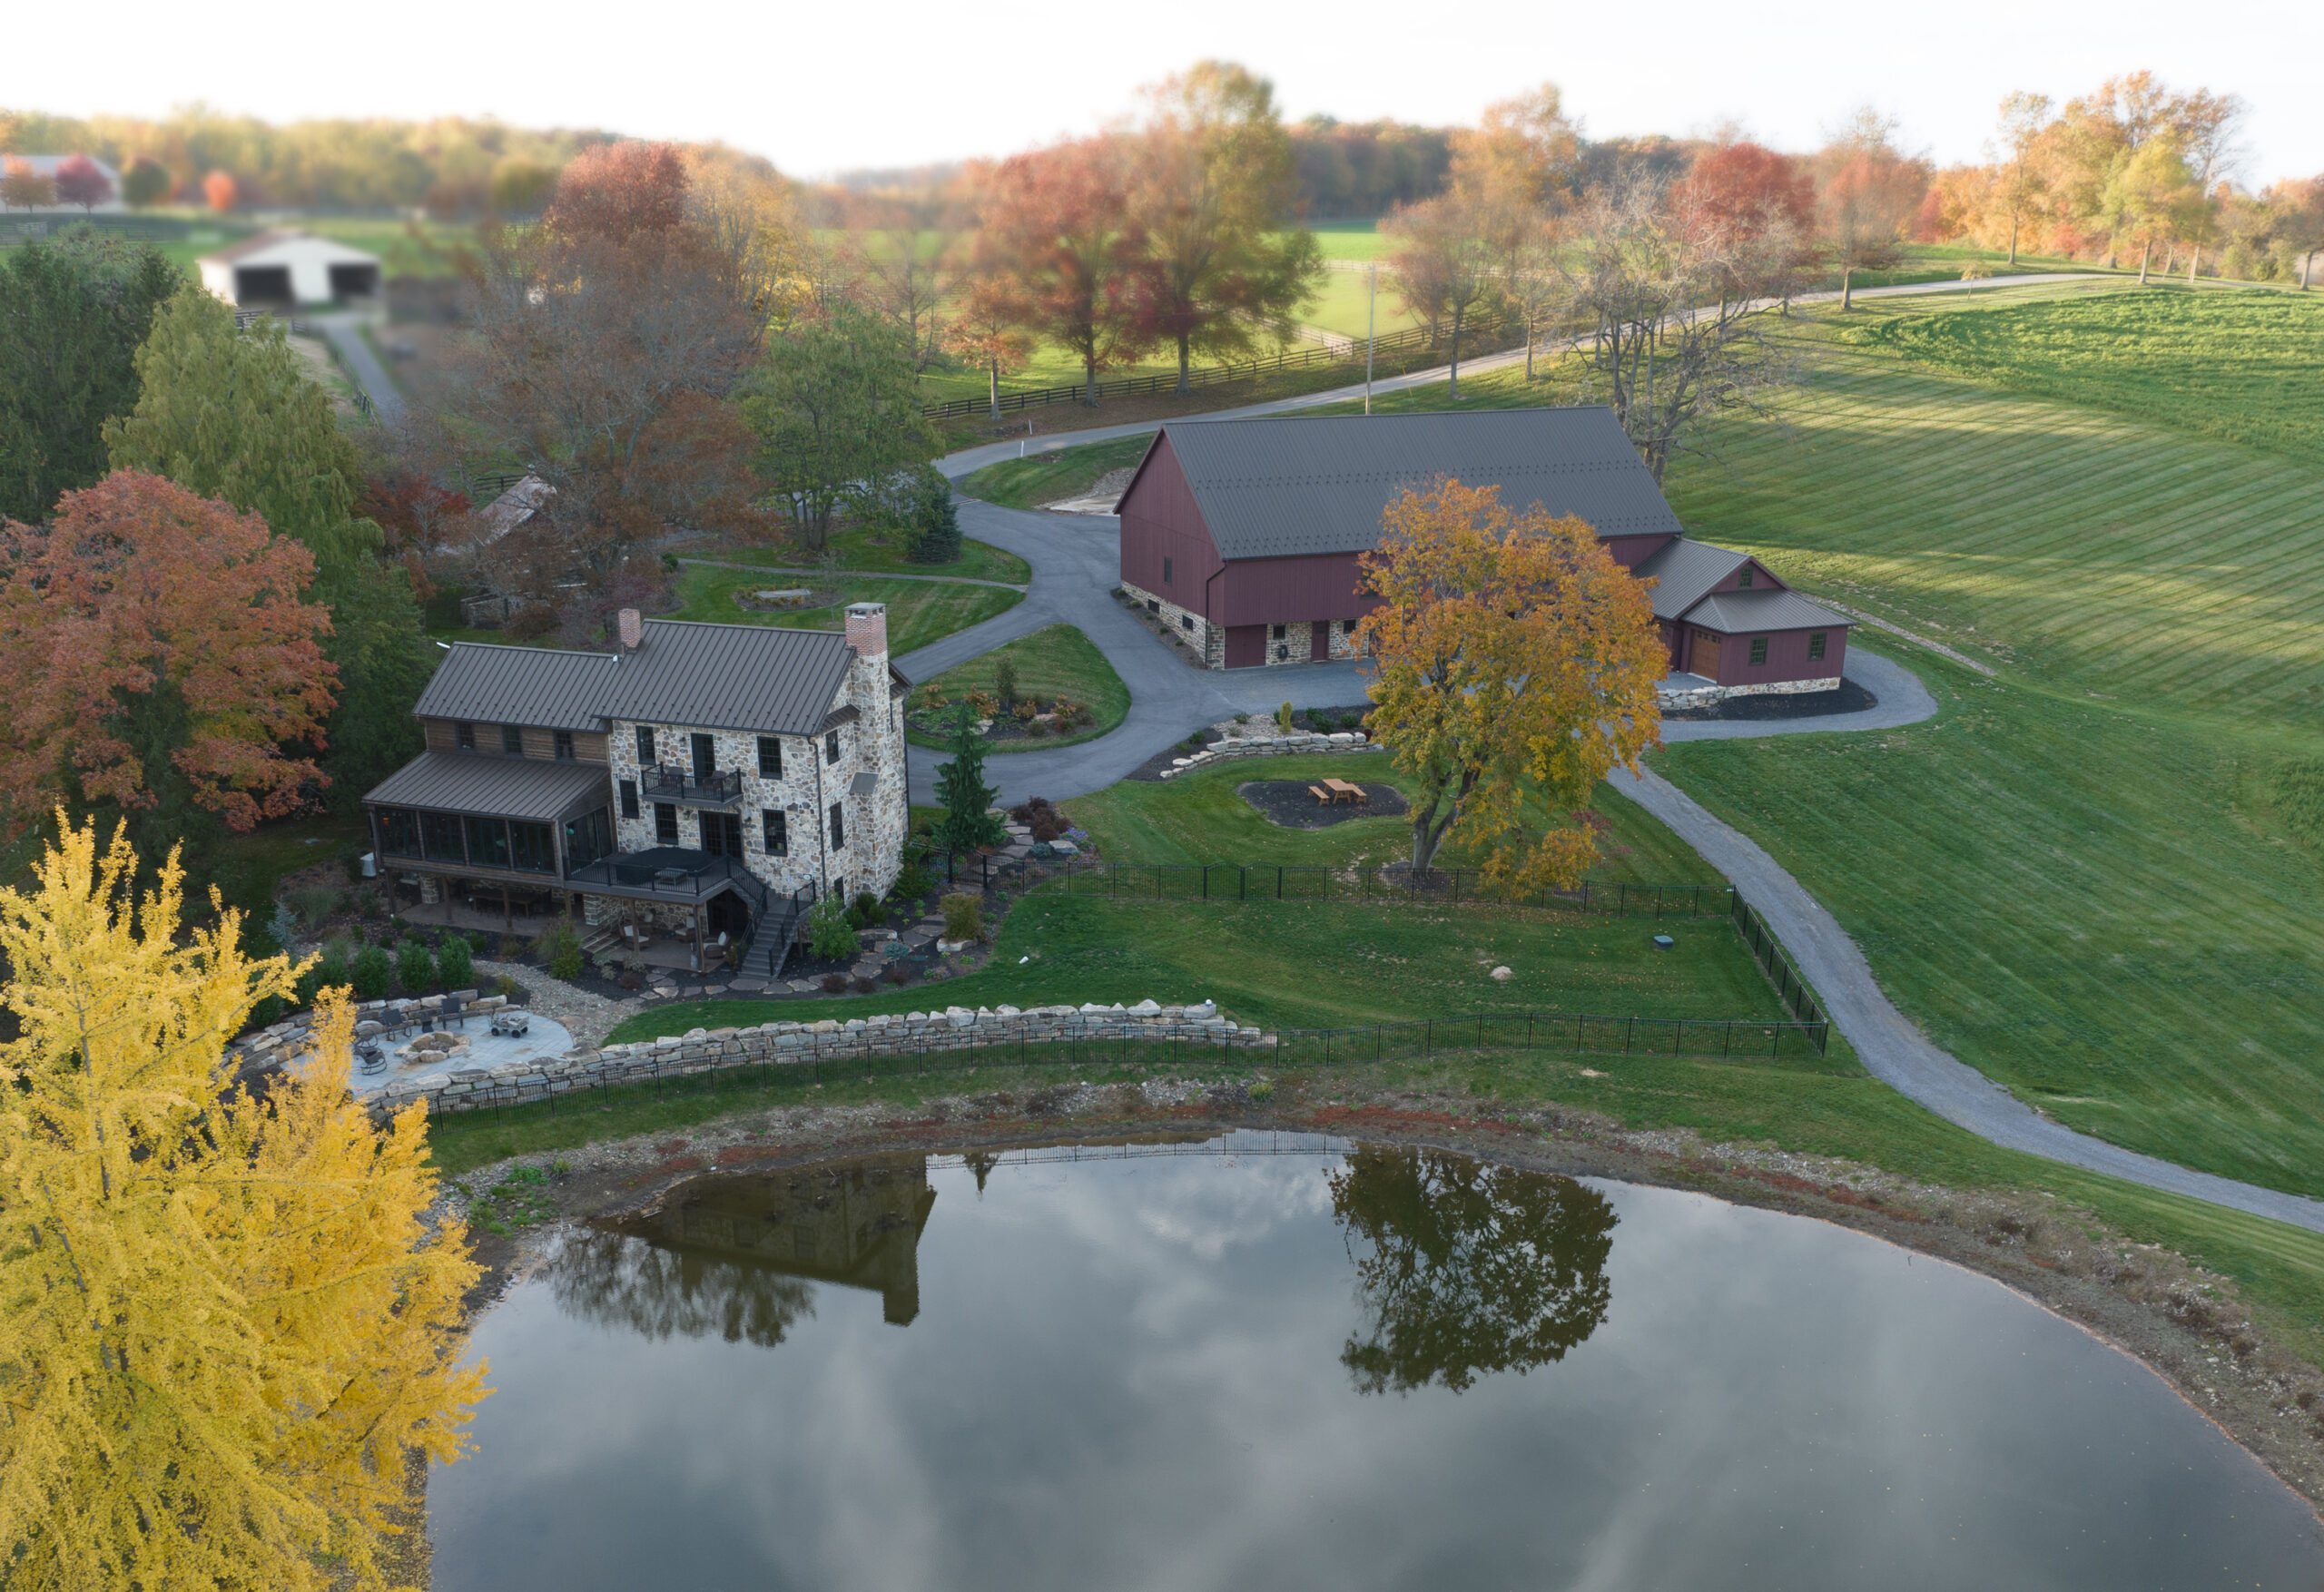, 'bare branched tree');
1555,178,1792,484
